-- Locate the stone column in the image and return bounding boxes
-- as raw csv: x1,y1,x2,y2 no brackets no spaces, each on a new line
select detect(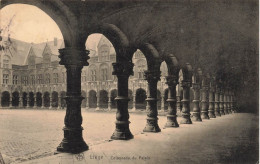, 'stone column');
19,95,23,108
108,95,112,111
111,61,134,140
165,75,179,127
85,94,89,109
219,90,225,115
49,96,52,109
58,96,61,109
27,94,30,108
41,94,44,109
228,91,232,114
214,88,221,117
9,95,13,108
57,47,89,153
0,96,2,108
96,91,100,111
192,83,202,121
208,86,216,118
180,81,192,124
176,95,182,116
132,93,136,111
201,85,210,119
34,94,37,108
224,92,229,114
143,70,161,132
